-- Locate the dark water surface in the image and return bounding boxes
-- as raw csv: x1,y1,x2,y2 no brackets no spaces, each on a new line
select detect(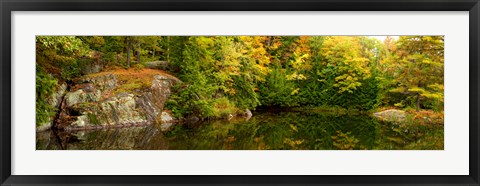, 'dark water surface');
36,111,444,150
